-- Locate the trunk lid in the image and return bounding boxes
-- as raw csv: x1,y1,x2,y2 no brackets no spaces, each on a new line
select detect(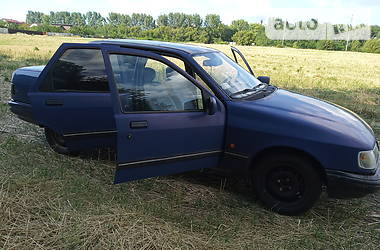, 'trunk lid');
11,66,45,103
